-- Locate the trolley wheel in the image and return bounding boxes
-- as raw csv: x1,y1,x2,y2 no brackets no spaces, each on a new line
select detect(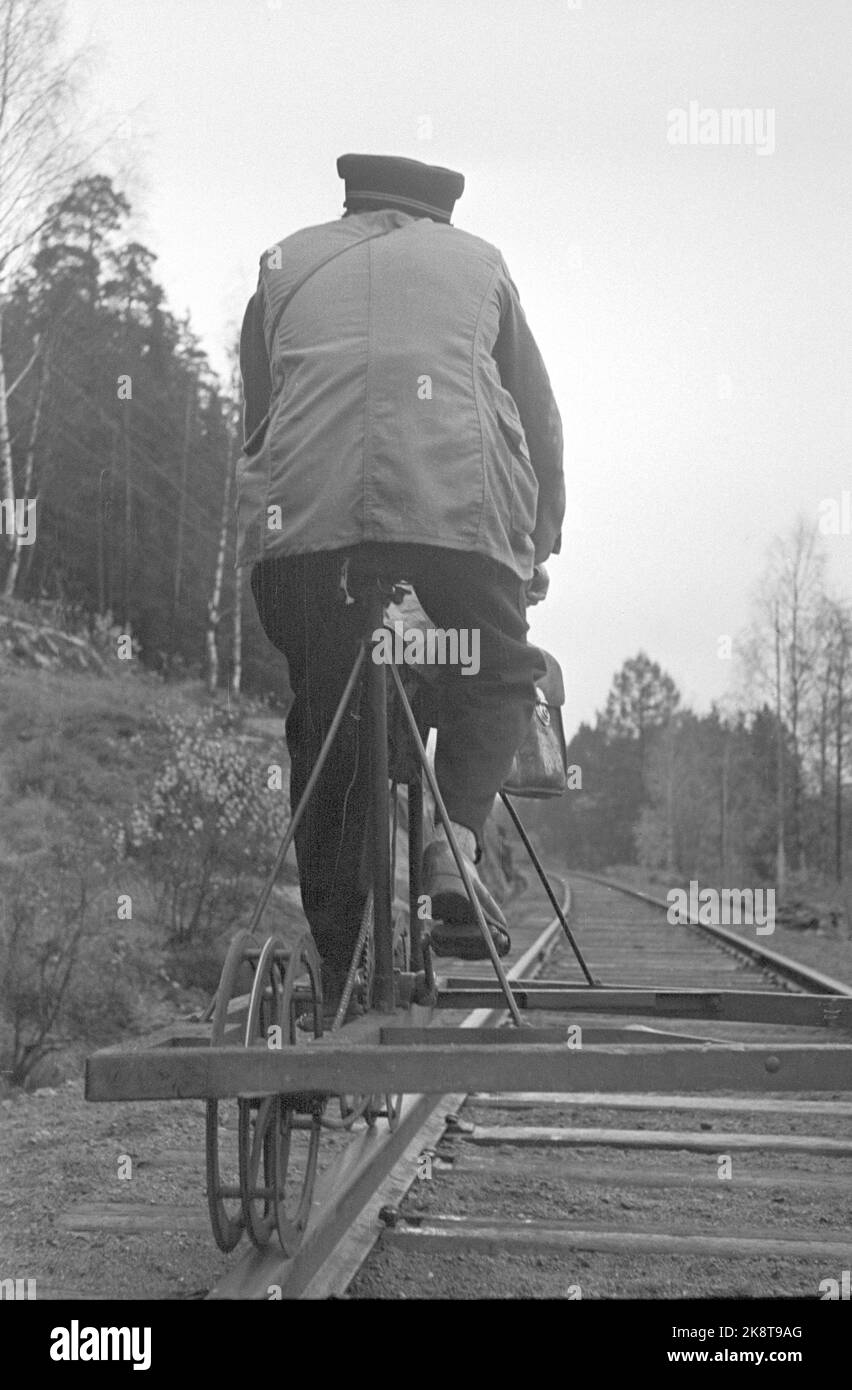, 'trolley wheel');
239,933,289,1249
271,929,325,1255
230,928,327,1255
272,1093,324,1256
206,929,257,1252
237,929,326,1254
